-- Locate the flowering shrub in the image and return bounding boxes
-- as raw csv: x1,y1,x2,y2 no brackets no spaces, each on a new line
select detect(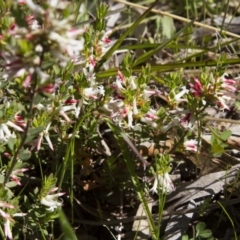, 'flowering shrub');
0,0,237,239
